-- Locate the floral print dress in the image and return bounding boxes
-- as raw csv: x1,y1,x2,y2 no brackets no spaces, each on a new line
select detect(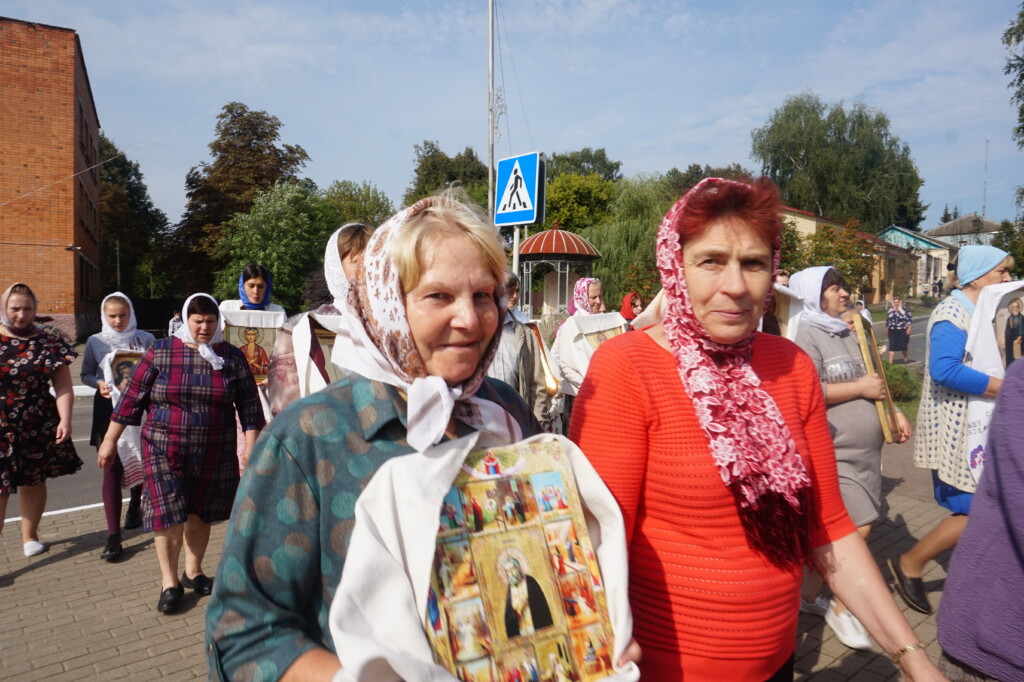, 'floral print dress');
0,329,82,494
